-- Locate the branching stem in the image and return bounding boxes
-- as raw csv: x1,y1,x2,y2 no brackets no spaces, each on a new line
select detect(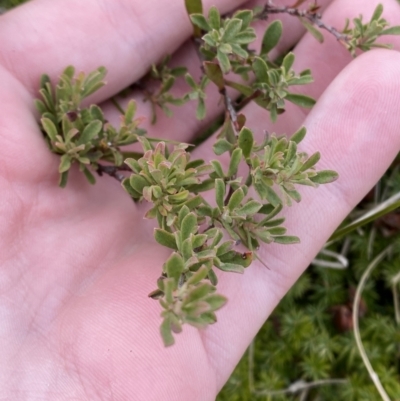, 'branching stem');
261,0,349,43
